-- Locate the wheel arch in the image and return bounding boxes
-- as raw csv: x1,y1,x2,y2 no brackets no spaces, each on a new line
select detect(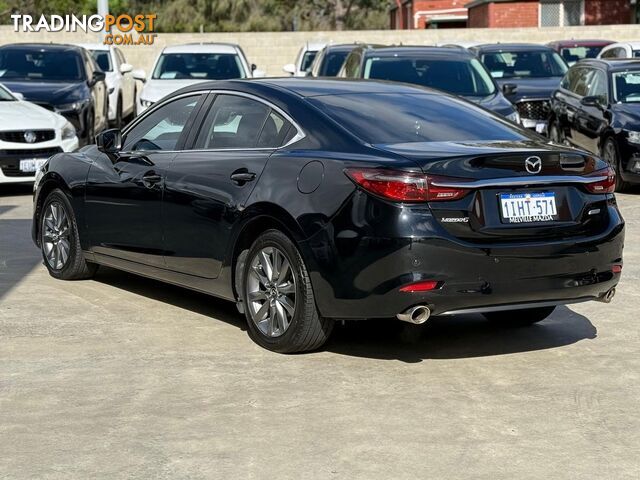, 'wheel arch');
228,203,313,301
32,173,73,247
